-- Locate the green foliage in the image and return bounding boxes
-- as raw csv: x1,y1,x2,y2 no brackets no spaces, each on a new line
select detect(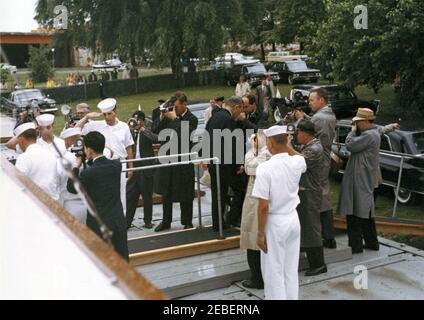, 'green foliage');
0,67,9,83
27,46,53,83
